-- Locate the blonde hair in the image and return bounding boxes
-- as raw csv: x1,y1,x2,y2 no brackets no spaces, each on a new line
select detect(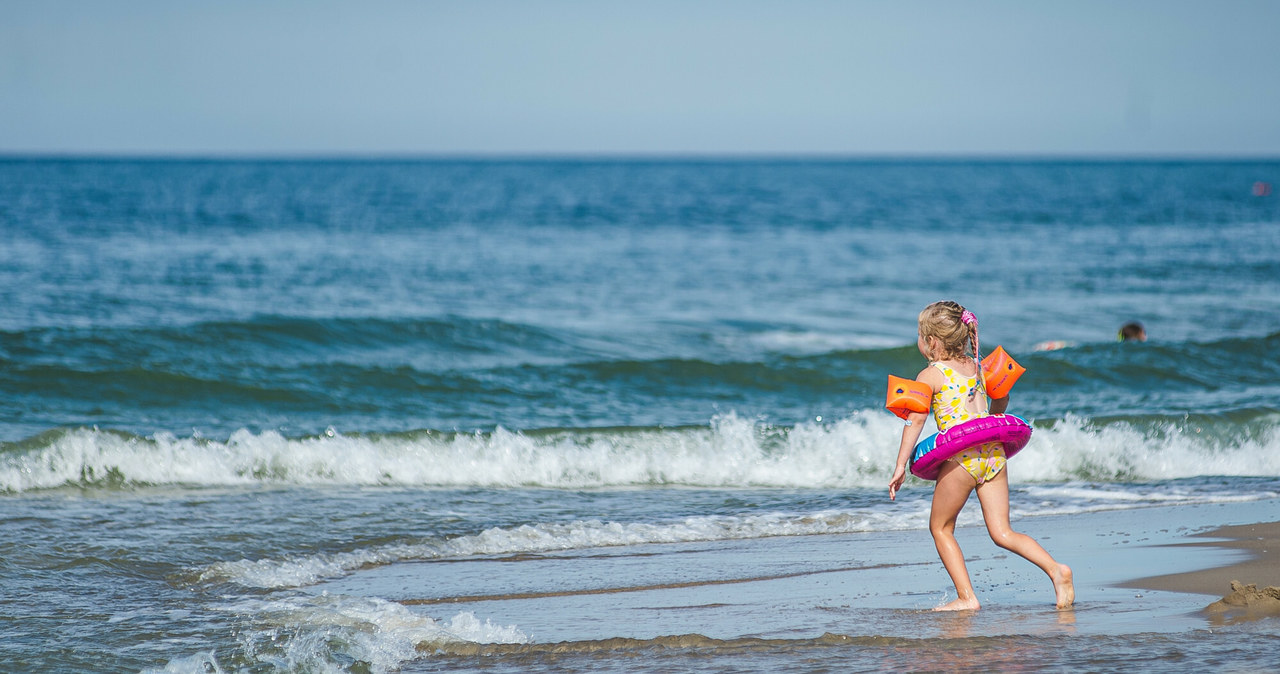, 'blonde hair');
918,300,980,362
